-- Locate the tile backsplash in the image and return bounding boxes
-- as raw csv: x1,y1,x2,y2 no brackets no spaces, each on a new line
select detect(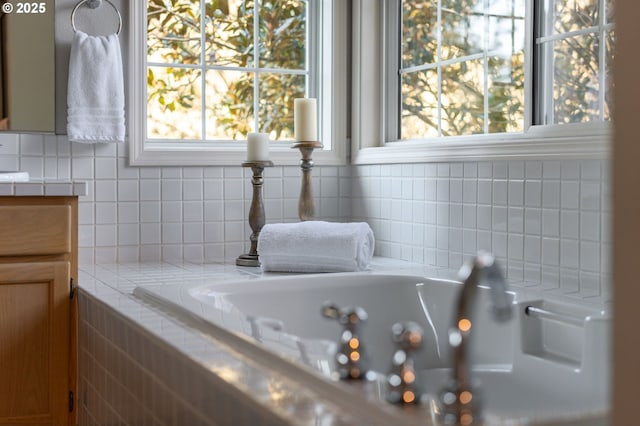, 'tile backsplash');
351,160,610,302
0,133,351,264
0,133,610,301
